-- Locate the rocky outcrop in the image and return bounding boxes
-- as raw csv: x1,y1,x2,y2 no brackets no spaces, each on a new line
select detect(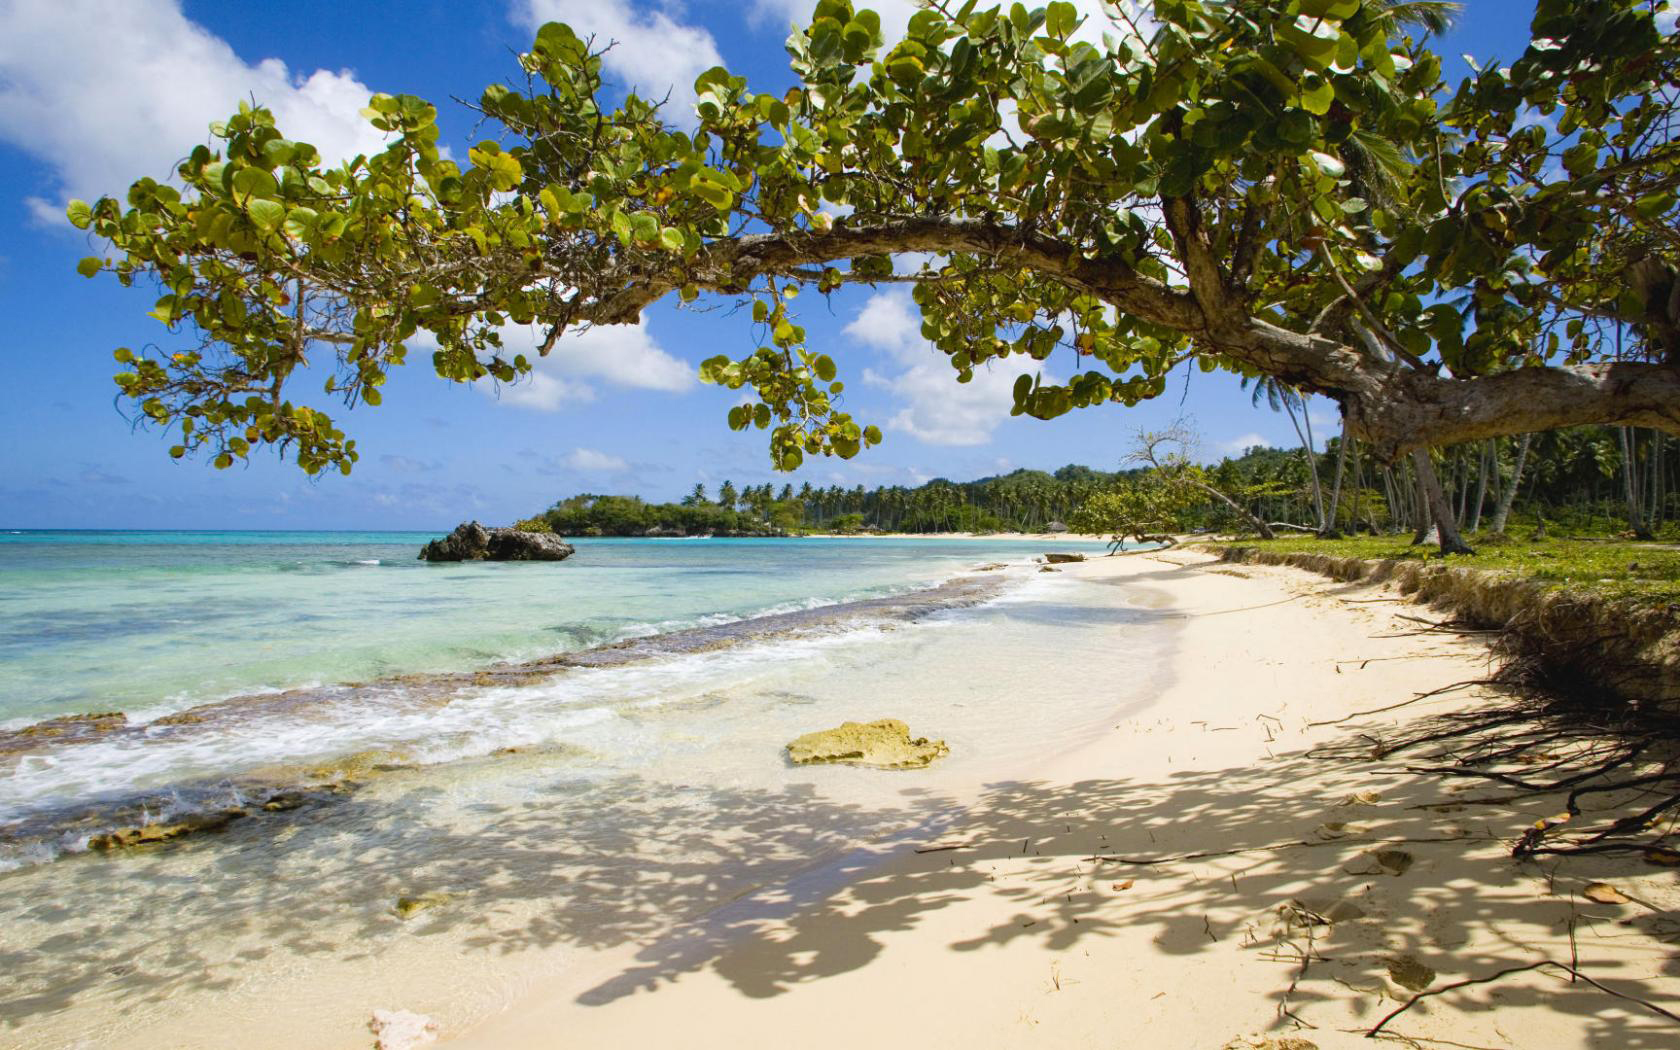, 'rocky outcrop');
87,807,247,849
786,718,949,769
1044,552,1086,564
419,522,574,562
